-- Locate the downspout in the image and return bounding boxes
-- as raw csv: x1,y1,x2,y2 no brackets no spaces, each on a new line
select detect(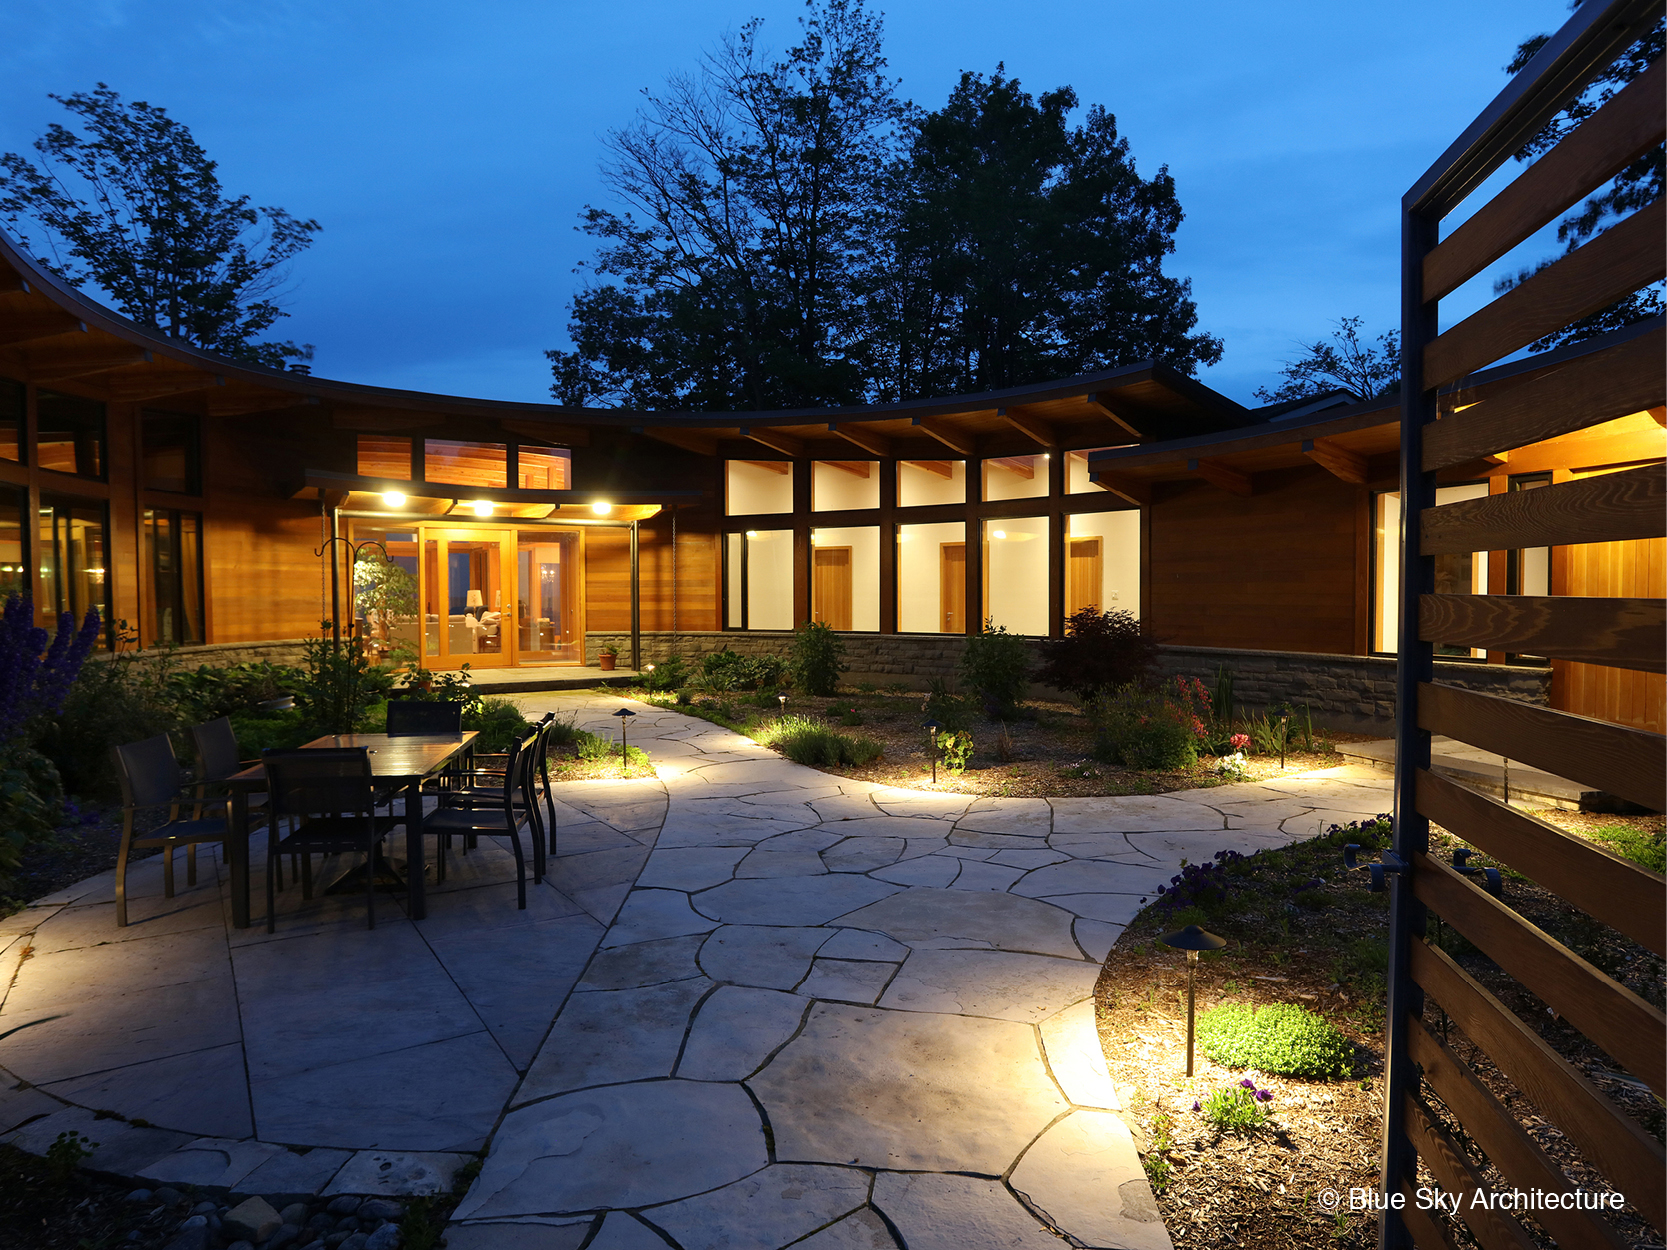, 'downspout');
629,519,641,673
